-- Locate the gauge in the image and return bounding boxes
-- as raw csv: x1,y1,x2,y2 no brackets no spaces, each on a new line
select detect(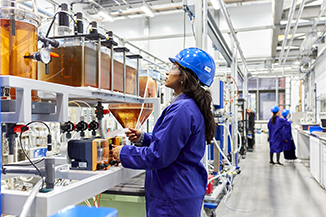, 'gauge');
39,48,51,64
